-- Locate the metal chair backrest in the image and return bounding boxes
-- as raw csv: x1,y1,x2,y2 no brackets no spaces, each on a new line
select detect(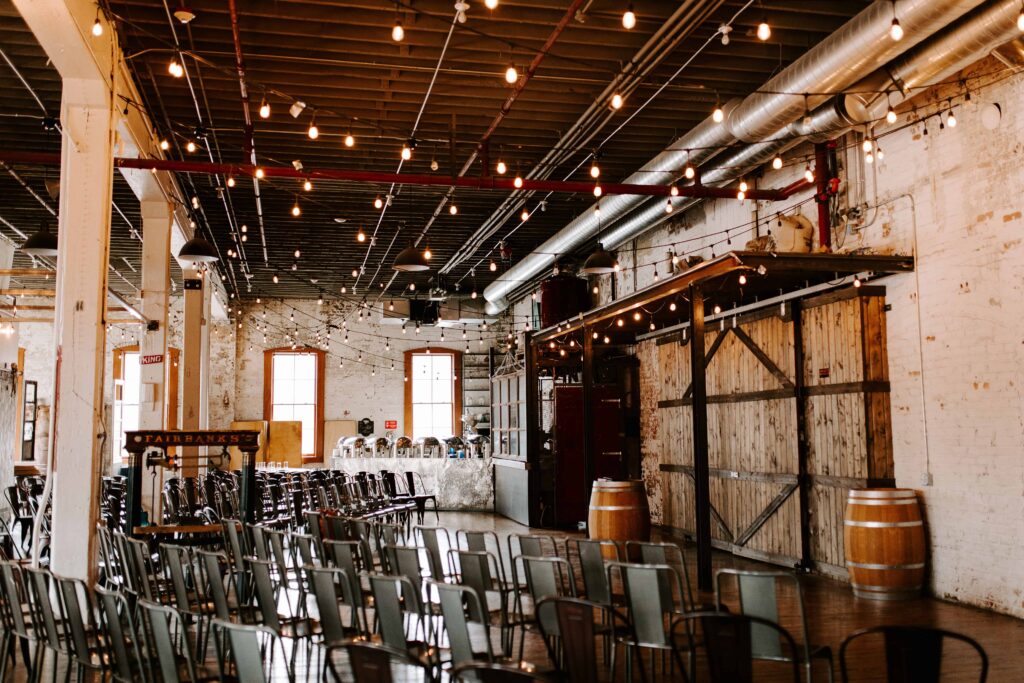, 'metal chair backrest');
450,548,502,614
307,566,361,642
138,599,199,683
566,538,619,605
212,619,290,683
414,526,452,581
839,625,988,683
291,532,316,568
674,611,802,683
340,640,428,683
160,544,197,614
435,580,492,667
626,540,696,610
54,575,97,671
385,543,432,591
536,596,610,683
607,561,683,648
0,562,32,640
247,557,282,631
452,662,551,681
195,548,232,620
368,573,424,651
250,524,271,561
715,568,808,661
95,585,145,683
25,566,63,651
